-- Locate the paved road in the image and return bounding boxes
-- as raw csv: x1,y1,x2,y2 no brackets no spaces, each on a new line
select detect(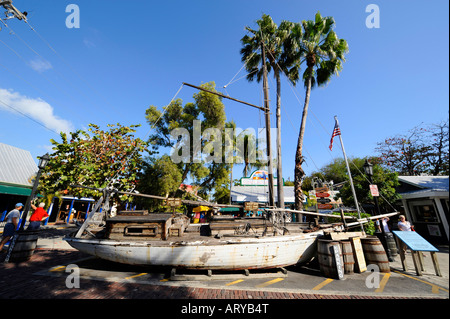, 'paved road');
1,226,448,304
